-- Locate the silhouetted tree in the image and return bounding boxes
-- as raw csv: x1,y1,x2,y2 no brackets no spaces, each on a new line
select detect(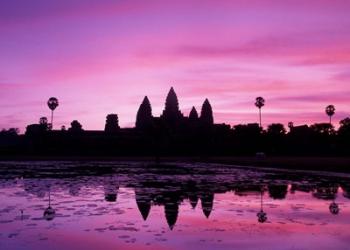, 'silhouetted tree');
25,124,45,136
313,184,338,200
0,128,19,136
268,184,288,200
136,96,153,129
329,201,340,215
69,120,83,132
189,106,199,122
341,183,350,199
104,114,119,133
266,124,286,154
267,123,286,136
47,97,59,130
255,97,265,128
257,189,267,223
325,105,335,125
338,117,350,136
0,128,20,145
337,117,350,154
310,123,335,135
39,117,48,126
39,117,50,131
232,123,262,154
200,99,214,125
